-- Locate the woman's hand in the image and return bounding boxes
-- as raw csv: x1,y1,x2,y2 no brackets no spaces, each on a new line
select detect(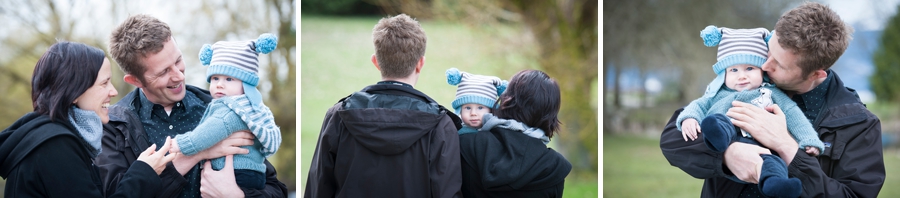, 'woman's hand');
137,136,178,175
